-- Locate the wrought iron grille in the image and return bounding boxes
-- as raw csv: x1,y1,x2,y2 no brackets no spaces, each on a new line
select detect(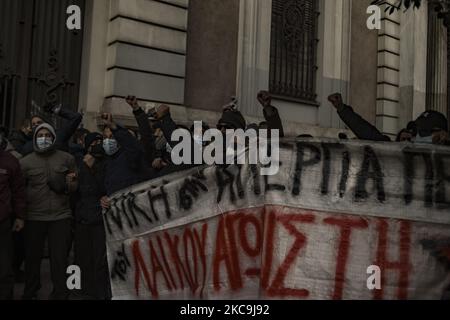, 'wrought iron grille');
0,0,85,129
269,0,319,104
